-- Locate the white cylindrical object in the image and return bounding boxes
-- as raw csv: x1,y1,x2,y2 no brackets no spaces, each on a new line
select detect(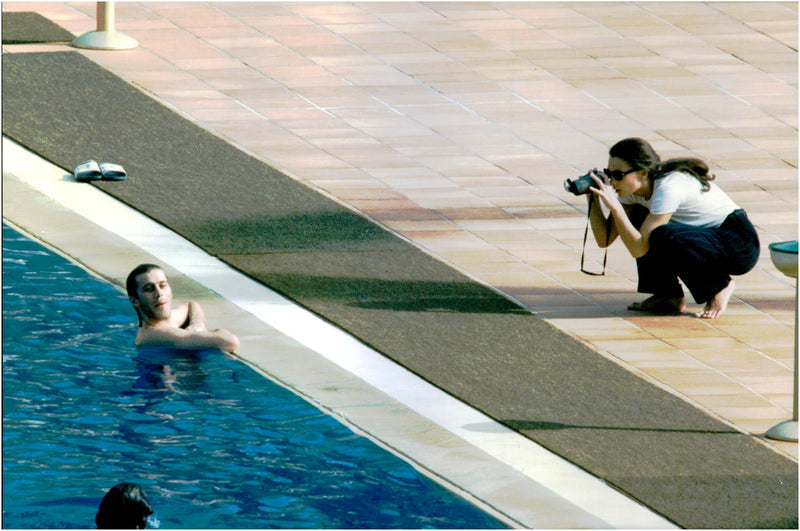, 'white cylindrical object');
72,1,138,50
98,2,114,32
